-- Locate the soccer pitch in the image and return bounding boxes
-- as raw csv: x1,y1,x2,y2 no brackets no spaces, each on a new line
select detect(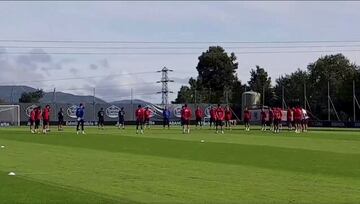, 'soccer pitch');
0,126,360,203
